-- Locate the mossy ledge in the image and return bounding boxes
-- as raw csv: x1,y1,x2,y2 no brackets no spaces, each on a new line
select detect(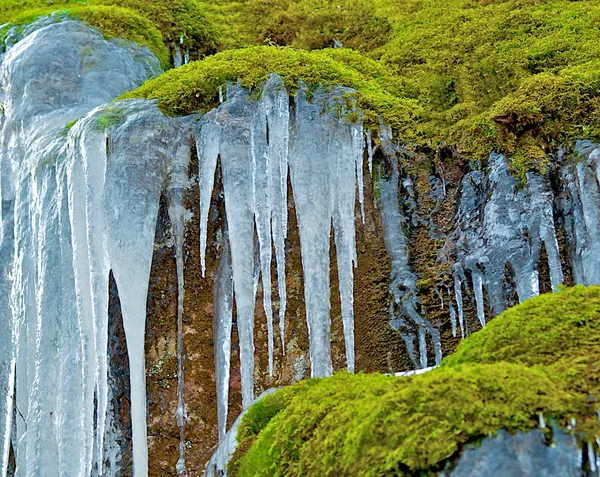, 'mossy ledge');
121,46,419,137
228,286,600,476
